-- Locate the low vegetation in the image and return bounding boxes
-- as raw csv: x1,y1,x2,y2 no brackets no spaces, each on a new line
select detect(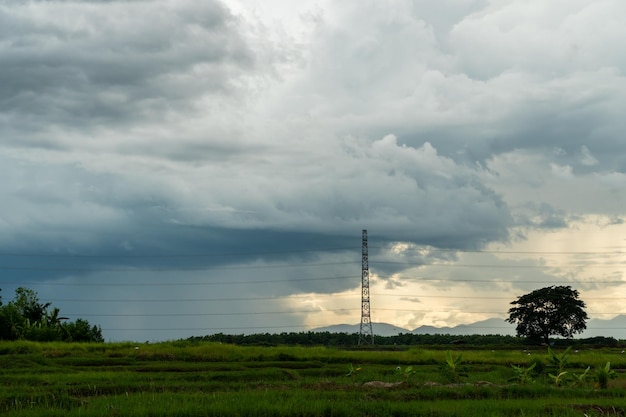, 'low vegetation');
1,340,626,416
